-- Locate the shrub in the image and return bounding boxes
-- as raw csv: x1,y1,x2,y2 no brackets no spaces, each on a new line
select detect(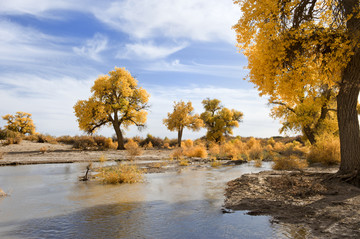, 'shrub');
183,145,208,158
105,138,117,149
254,159,262,168
183,139,193,148
267,137,276,147
73,136,96,150
3,136,22,145
247,139,263,160
39,146,47,154
125,139,143,159
56,135,76,145
99,154,107,163
145,141,153,150
272,155,308,170
208,142,220,156
163,142,170,149
210,159,221,167
37,134,57,144
307,134,340,165
179,159,189,166
139,134,164,148
98,164,143,184
170,148,183,159
220,141,239,160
